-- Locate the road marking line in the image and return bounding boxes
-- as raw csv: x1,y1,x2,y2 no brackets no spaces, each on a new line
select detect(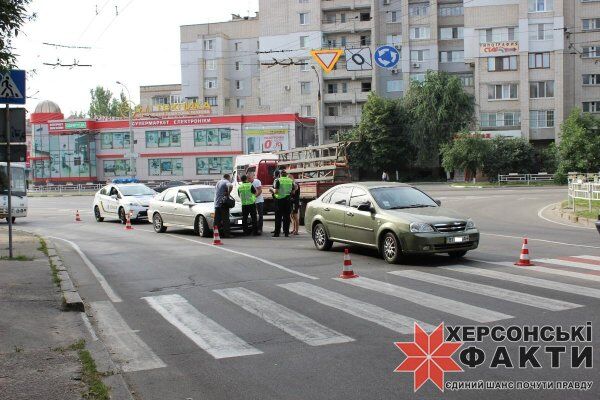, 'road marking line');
537,203,595,230
278,282,435,334
47,236,122,303
389,270,581,311
441,265,600,299
214,287,354,346
480,232,600,249
573,255,600,263
335,277,512,323
81,313,98,341
89,301,166,372
143,294,262,359
534,258,600,272
475,260,600,283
